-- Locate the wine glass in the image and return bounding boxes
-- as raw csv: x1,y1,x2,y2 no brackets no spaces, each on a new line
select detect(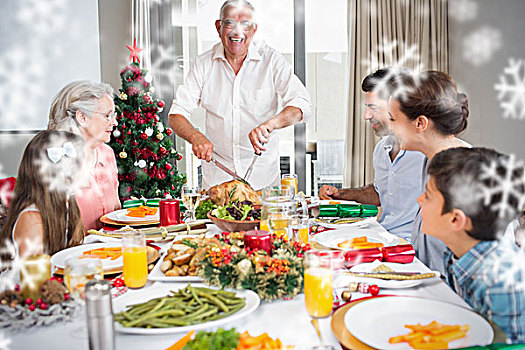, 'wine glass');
267,207,292,239
304,250,336,349
182,185,201,222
